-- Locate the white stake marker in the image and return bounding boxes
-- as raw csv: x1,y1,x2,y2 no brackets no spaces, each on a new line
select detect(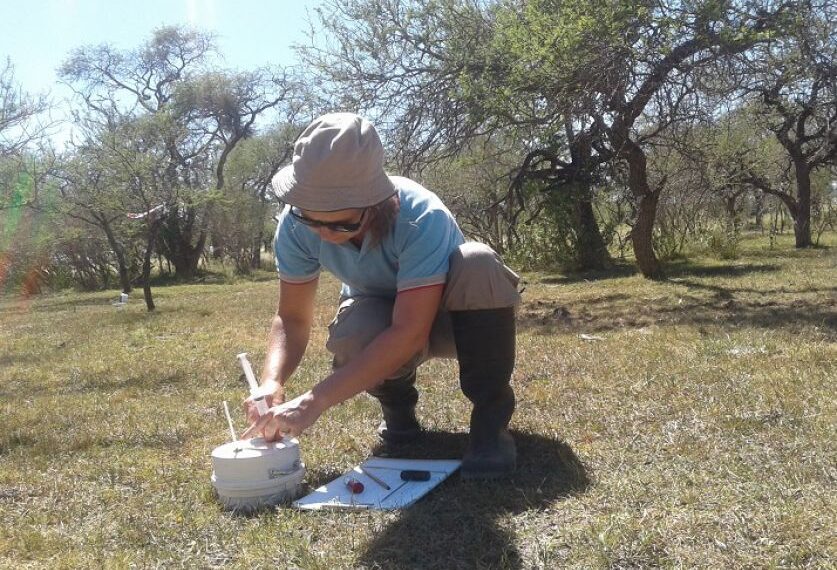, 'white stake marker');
222,400,238,443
